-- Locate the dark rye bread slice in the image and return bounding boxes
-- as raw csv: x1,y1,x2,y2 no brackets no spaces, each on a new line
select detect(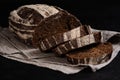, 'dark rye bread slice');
38,25,92,51
53,32,101,56
9,4,81,45
66,42,113,65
